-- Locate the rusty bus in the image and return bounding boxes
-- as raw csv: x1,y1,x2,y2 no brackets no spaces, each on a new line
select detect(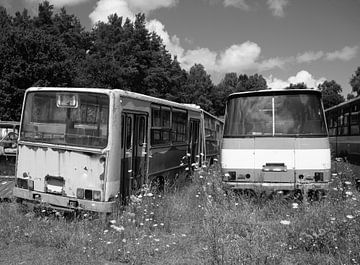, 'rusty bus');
13,87,223,212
